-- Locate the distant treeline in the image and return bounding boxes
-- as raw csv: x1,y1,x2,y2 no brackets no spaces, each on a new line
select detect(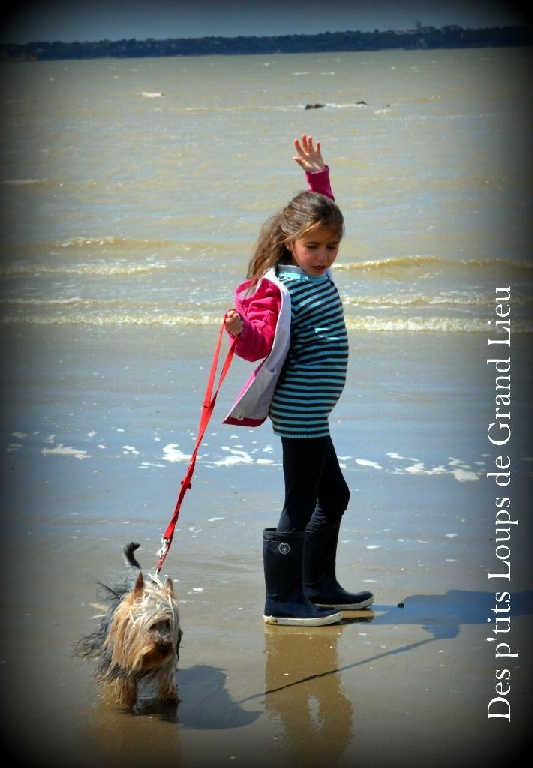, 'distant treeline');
1,25,532,62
